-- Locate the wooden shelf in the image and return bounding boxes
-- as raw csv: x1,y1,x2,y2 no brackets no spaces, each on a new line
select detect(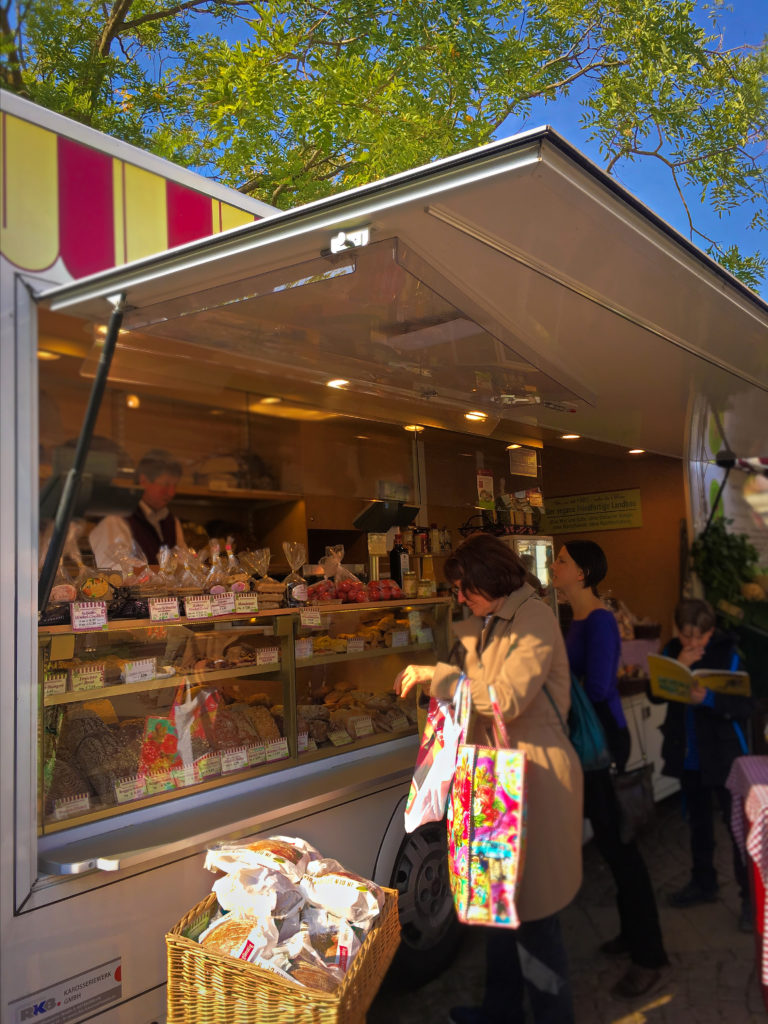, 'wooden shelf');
43,662,283,706
296,642,434,668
